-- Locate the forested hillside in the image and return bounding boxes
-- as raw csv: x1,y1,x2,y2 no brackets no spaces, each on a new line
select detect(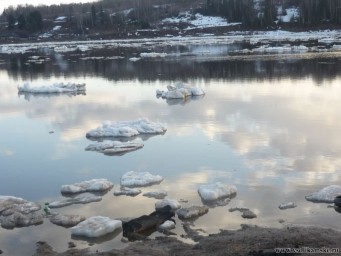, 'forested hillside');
1,0,341,41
